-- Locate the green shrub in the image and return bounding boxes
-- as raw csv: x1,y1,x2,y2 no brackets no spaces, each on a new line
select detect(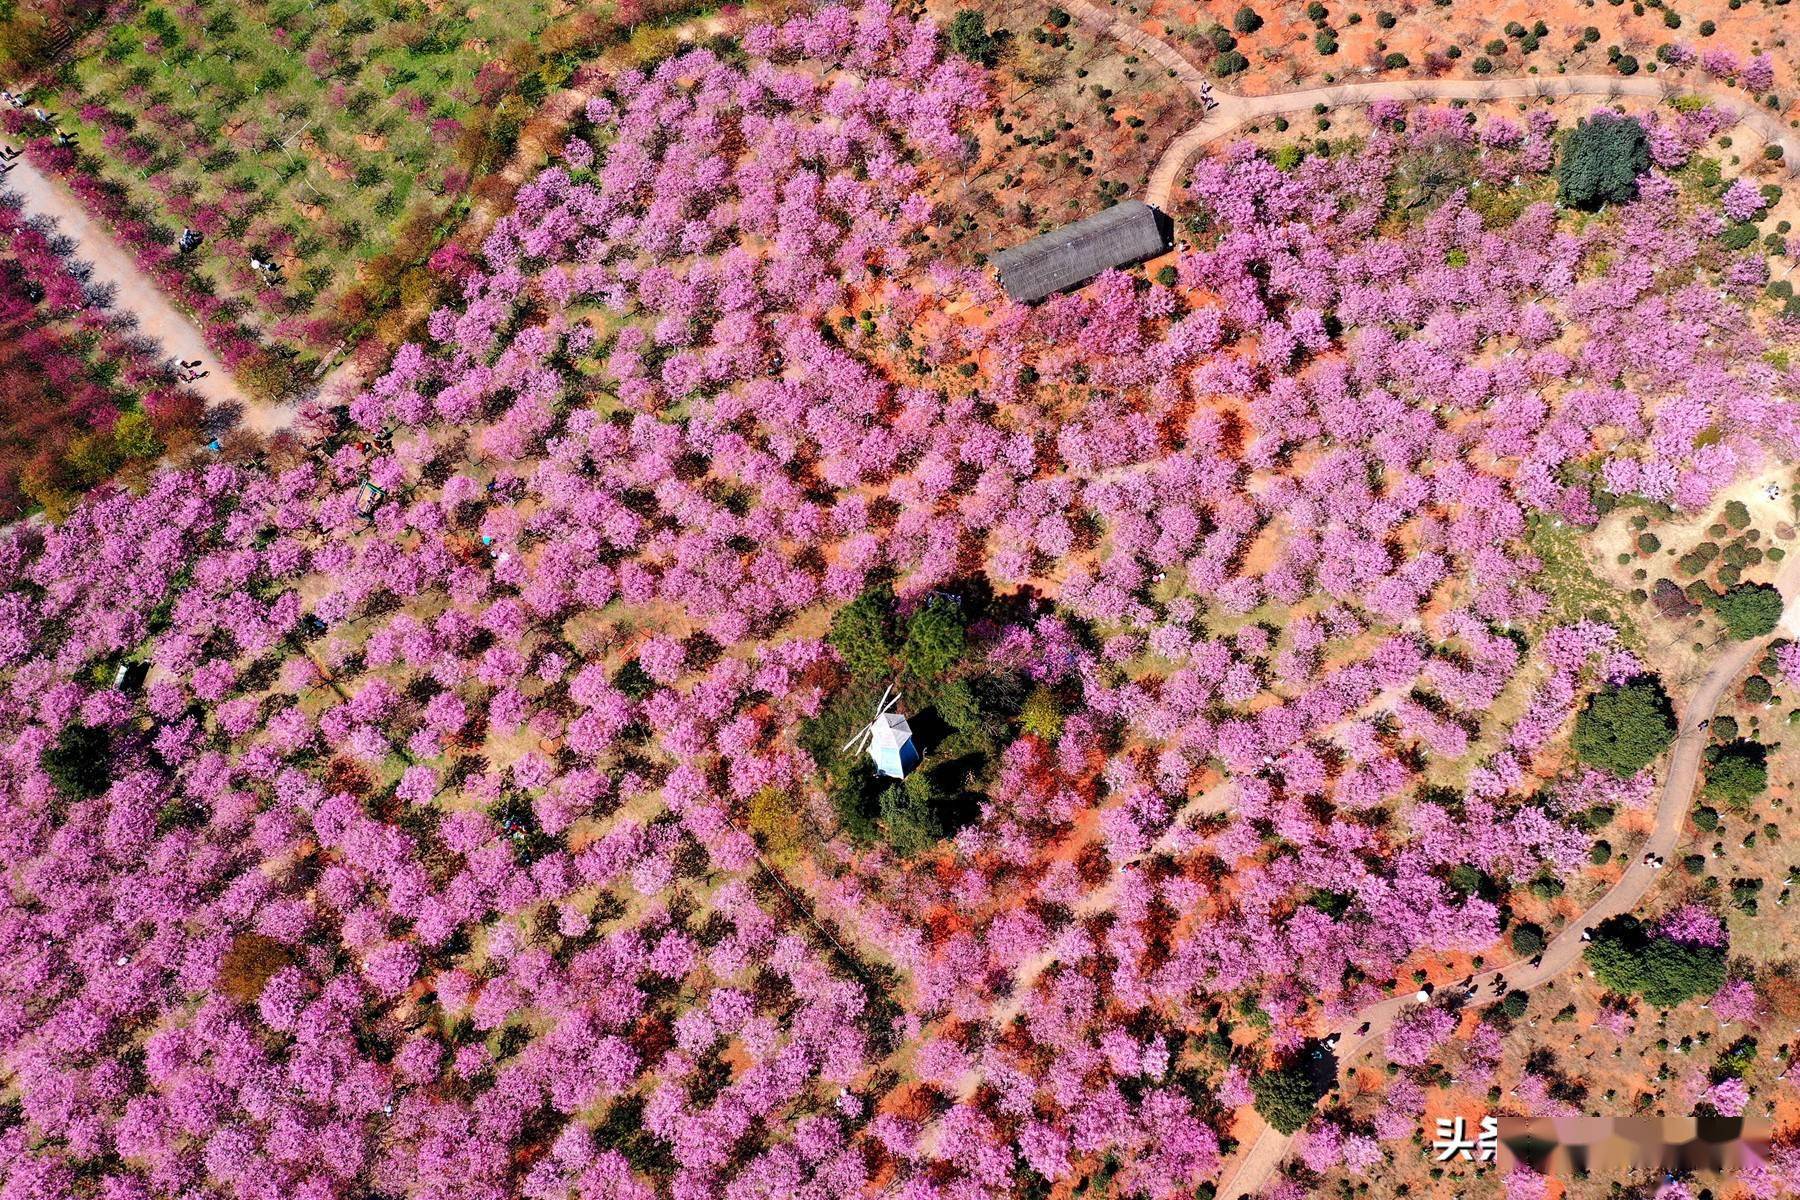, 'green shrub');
1721,221,1761,251
1382,51,1409,69
113,411,162,461
1584,914,1726,1006
879,770,946,854
1315,29,1338,53
1448,863,1487,897
1252,1060,1328,1134
1743,674,1774,704
1375,9,1396,26
1472,56,1493,74
935,677,982,735
1711,582,1783,640
1573,678,1677,776
829,584,898,678
1638,532,1661,554
1558,115,1650,209
1234,5,1264,32
947,9,998,63
1704,740,1769,806
1570,804,1616,834
1511,922,1547,956
829,767,882,842
1213,49,1249,75
902,594,967,680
